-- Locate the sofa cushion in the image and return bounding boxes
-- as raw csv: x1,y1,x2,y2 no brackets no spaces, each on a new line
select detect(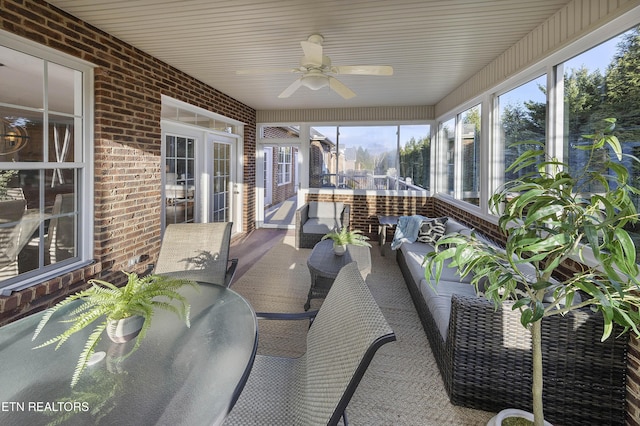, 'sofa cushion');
400,241,474,284
303,217,341,235
445,218,471,235
417,217,448,244
308,201,344,219
419,278,477,340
